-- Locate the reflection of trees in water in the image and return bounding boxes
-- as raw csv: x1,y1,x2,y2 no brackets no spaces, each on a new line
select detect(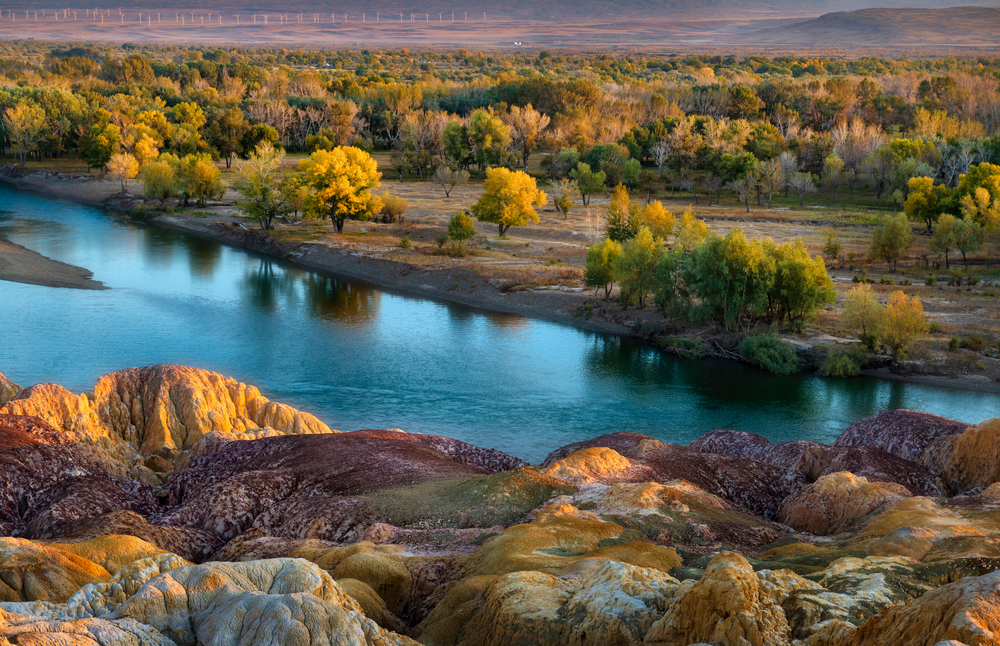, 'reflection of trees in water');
242,259,295,312
141,224,179,266
182,235,222,279
583,336,670,383
240,259,379,324
301,273,378,325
